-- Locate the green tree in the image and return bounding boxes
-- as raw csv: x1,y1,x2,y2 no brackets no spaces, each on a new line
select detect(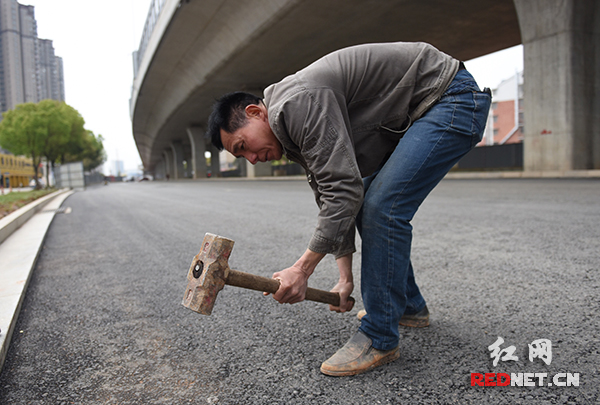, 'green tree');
81,132,106,171
0,101,107,188
64,130,106,171
38,100,71,187
0,103,47,188
58,102,87,163
55,103,106,171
